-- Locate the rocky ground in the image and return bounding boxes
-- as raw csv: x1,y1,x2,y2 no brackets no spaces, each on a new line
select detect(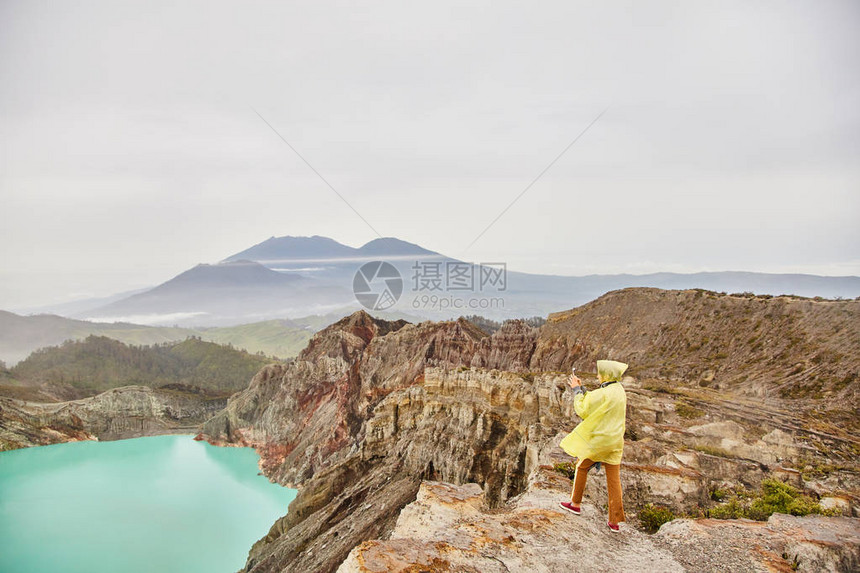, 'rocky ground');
196,290,859,572
338,468,860,573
